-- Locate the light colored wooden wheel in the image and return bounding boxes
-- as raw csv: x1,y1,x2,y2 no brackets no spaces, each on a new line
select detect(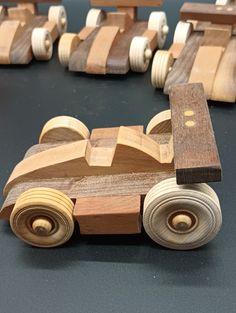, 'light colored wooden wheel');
215,0,230,4
31,28,53,61
48,5,67,35
146,110,171,135
173,21,192,44
58,33,80,67
10,188,75,248
39,116,90,144
86,8,105,27
148,11,169,49
129,36,152,72
151,50,174,88
143,178,222,250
